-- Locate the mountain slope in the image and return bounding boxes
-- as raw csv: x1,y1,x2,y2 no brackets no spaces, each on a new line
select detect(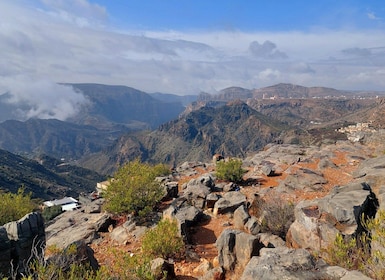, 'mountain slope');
0,149,104,200
0,118,128,159
70,83,185,129
79,102,291,174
